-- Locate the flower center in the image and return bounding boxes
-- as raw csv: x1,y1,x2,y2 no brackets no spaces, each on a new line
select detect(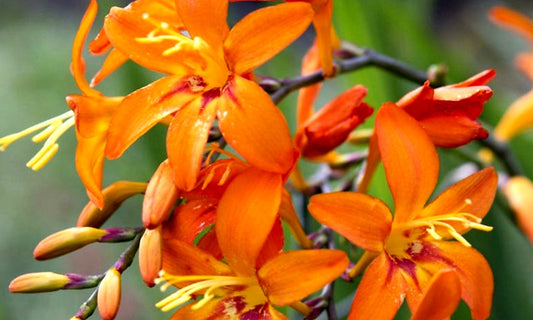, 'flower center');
155,271,258,312
136,13,230,88
0,111,75,170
